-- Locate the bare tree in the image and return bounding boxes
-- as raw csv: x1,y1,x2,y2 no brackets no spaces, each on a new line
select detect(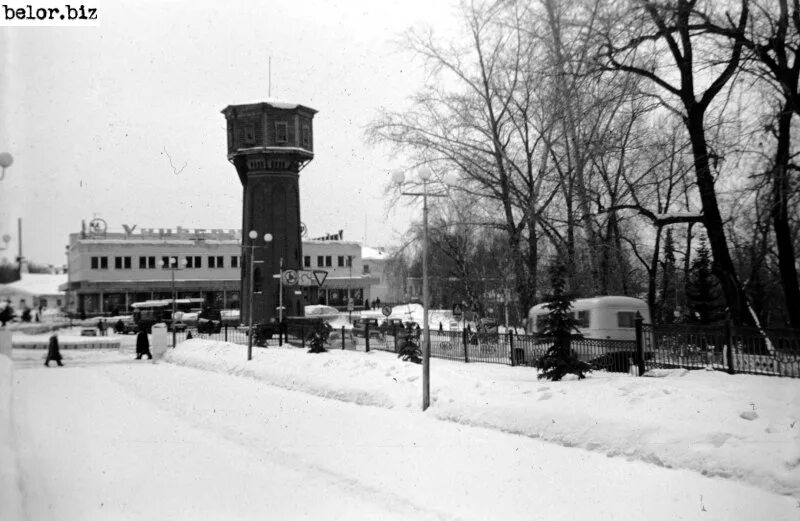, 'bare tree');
704,0,800,327
598,0,755,325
